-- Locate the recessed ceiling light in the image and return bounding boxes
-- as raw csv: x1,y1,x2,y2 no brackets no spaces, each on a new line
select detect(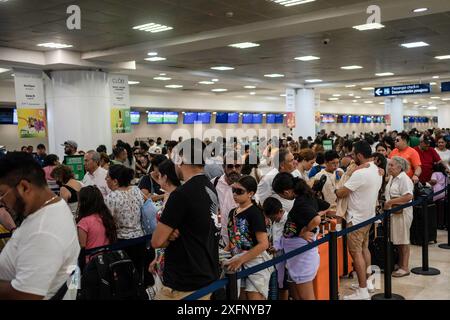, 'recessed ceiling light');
353,23,385,31
159,73,167,76
435,55,450,60
361,87,374,90
428,106,438,110
375,72,395,76
401,41,429,48
305,79,322,83
133,23,173,33
37,42,73,49
414,102,419,104
403,99,408,103
379,102,385,105
165,84,183,88
345,84,356,88
364,101,373,104
11,73,14,77
429,102,433,105
430,96,441,99
148,52,158,56
145,57,166,61
212,88,228,92
413,8,428,13
332,94,341,97
348,93,354,96
244,86,256,89
211,66,234,71
341,65,363,70
249,92,256,95
269,0,316,7
264,74,285,78
355,96,361,99
328,98,339,101
0,68,10,73
128,81,140,85
442,98,450,101
352,100,358,103
199,81,215,85
295,56,320,61
153,77,171,81
280,94,287,97
432,76,440,79
212,79,219,82
430,82,437,85
228,42,260,49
